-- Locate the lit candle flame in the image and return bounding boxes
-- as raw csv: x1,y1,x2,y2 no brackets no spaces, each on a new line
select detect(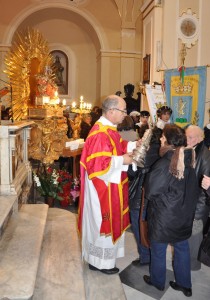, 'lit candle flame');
72,101,76,108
